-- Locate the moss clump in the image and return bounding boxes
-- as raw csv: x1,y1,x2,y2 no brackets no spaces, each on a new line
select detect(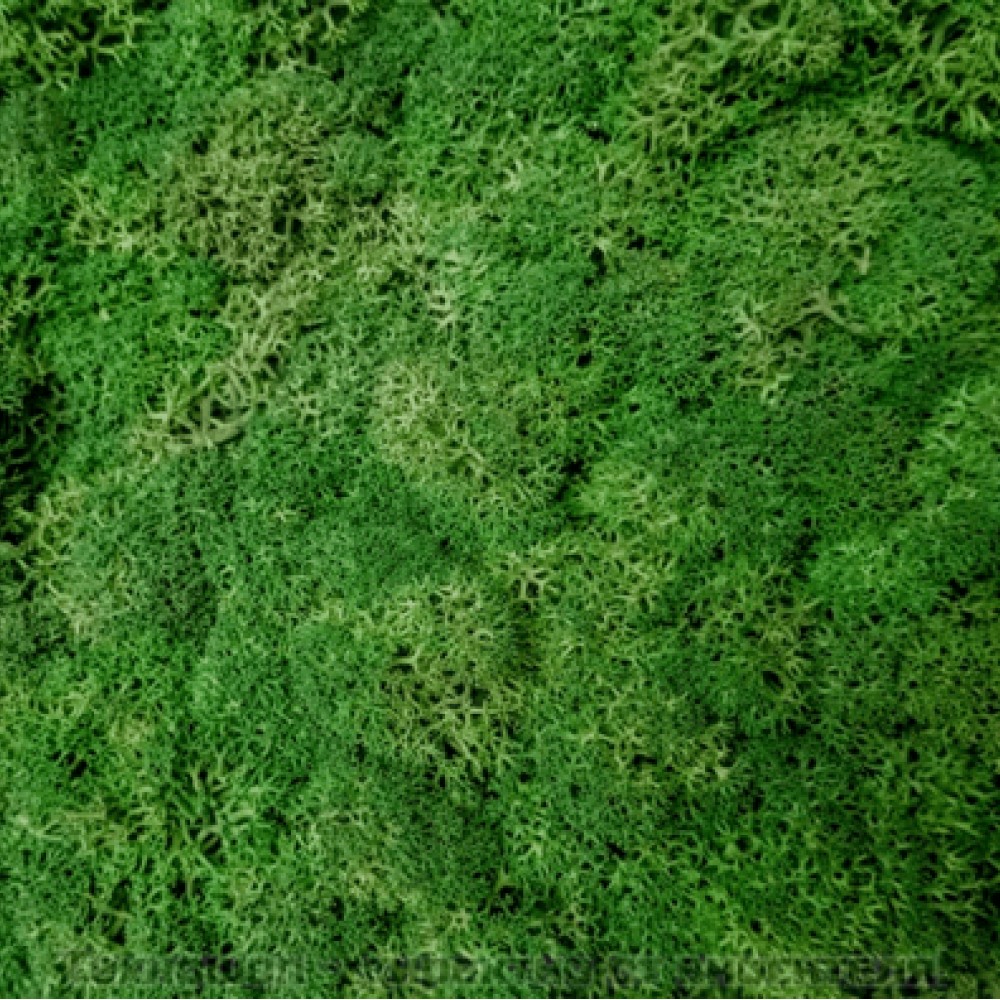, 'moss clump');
0,0,998,996
0,0,159,92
